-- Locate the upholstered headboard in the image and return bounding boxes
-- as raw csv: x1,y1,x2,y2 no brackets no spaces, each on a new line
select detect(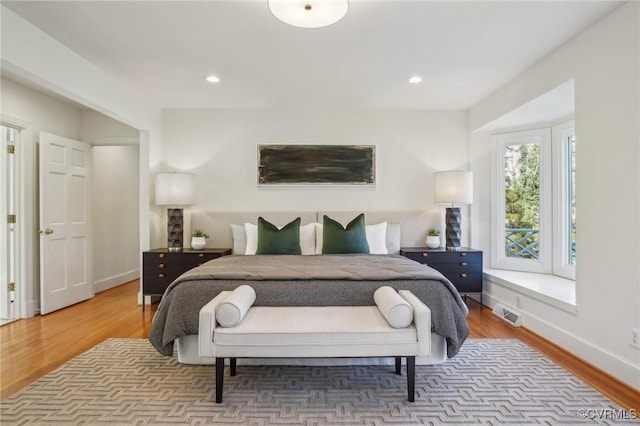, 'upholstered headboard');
191,210,432,254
